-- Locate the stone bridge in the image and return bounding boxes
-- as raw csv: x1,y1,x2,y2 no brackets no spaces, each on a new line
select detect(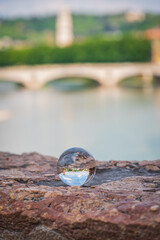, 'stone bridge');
0,63,160,89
